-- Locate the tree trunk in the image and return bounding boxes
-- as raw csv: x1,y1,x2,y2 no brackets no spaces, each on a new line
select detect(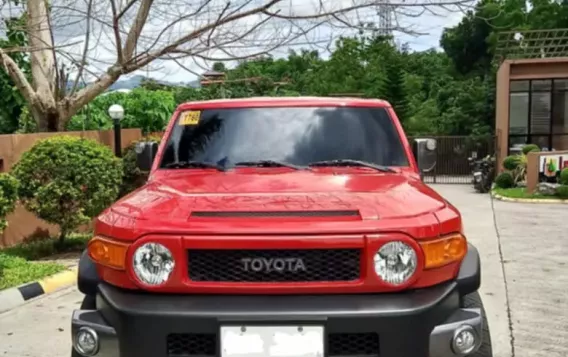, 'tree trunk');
27,0,58,132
